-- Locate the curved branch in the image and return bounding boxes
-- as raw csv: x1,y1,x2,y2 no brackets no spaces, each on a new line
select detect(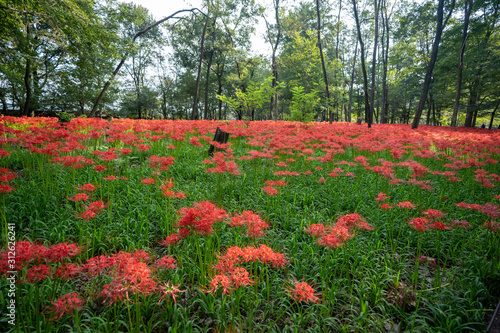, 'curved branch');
89,8,204,117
